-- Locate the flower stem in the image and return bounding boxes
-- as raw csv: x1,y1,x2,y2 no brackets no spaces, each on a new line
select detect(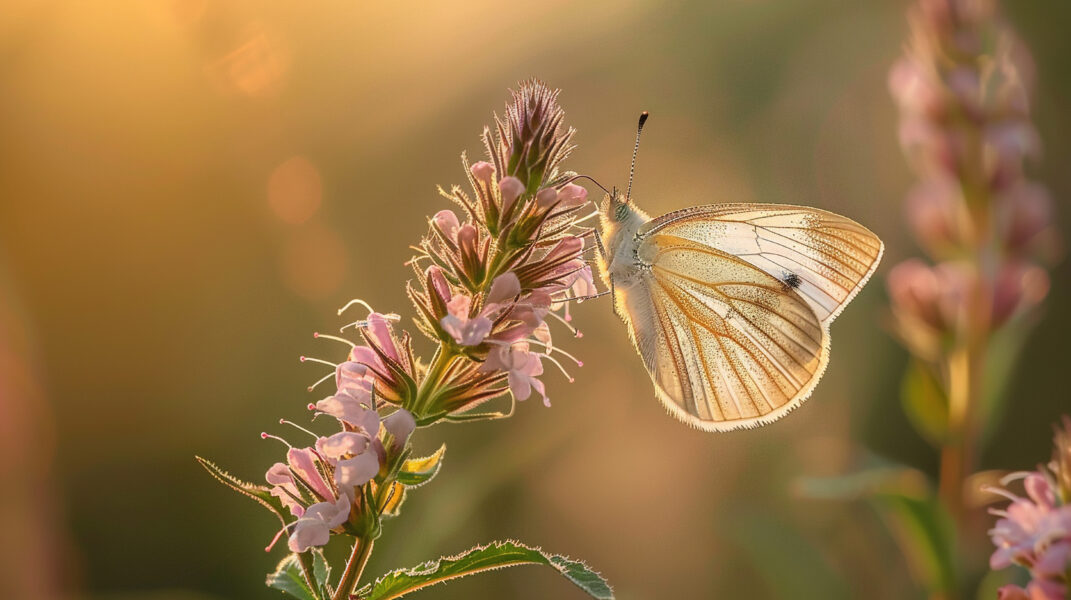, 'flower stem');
333,537,374,600
413,346,457,417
